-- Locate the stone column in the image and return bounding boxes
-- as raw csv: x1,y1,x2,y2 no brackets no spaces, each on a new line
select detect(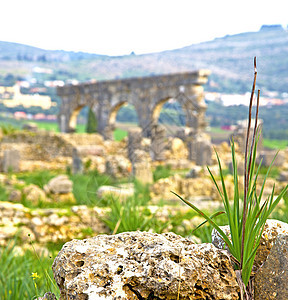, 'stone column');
72,148,83,174
2,149,20,172
150,124,166,161
195,138,212,166
59,114,67,133
178,127,196,161
131,150,153,184
127,127,143,162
